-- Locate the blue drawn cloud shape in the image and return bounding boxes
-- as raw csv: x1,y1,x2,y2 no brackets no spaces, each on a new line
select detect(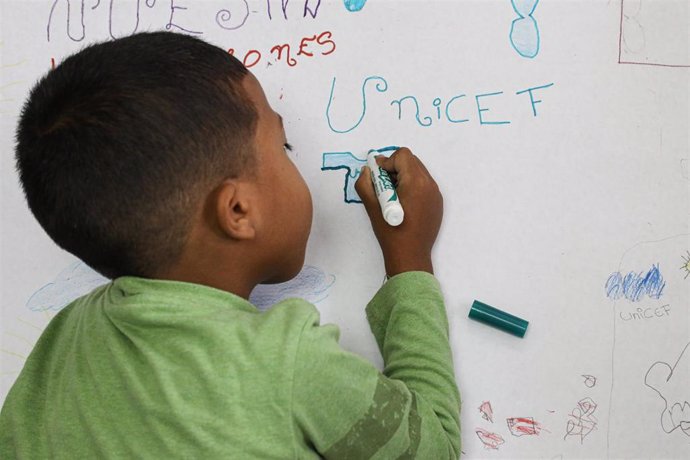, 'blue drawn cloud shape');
249,265,336,310
26,262,335,313
605,264,666,302
26,261,110,312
